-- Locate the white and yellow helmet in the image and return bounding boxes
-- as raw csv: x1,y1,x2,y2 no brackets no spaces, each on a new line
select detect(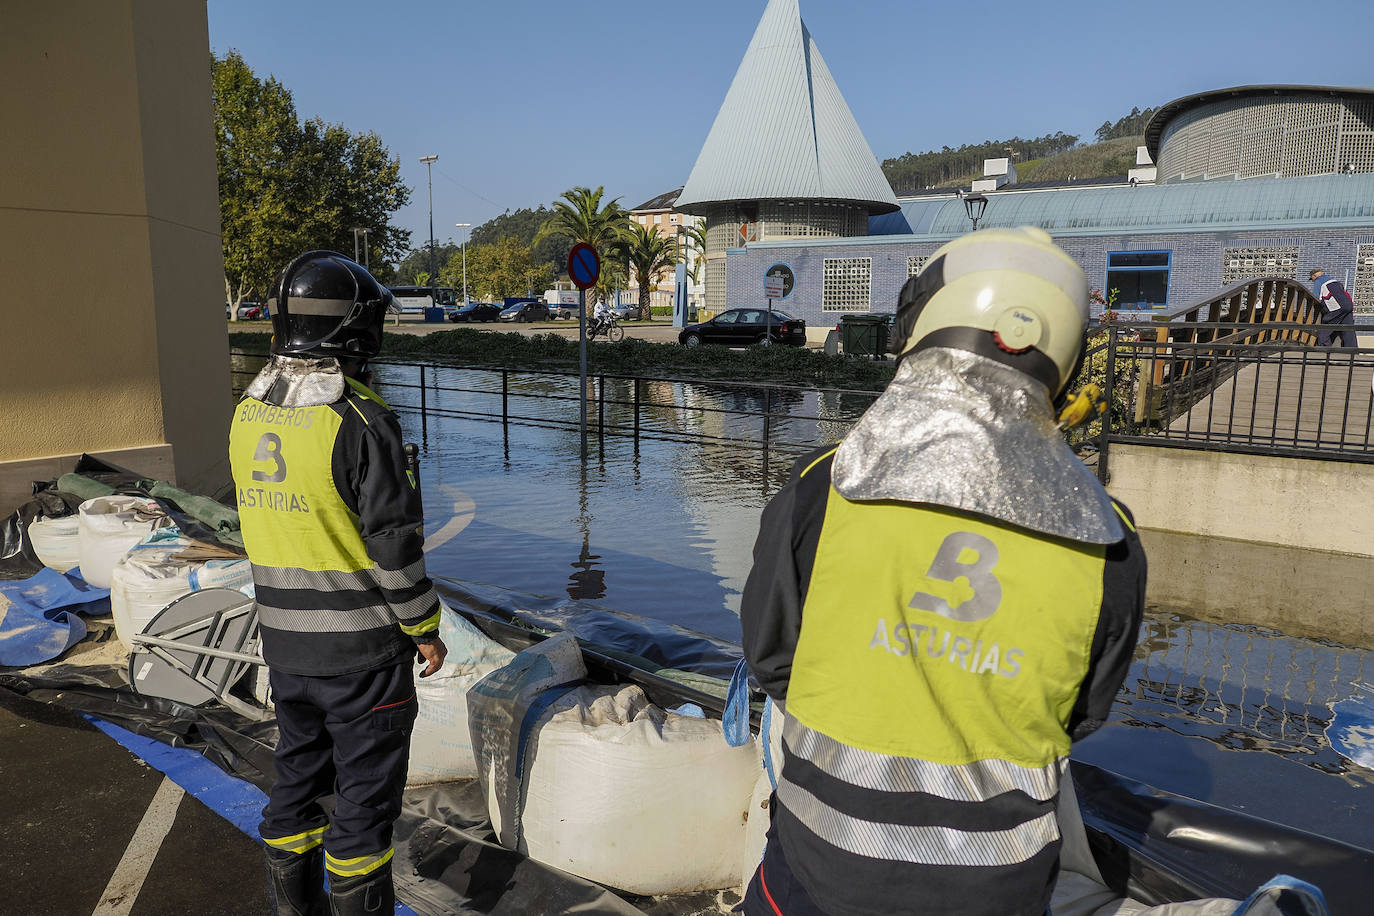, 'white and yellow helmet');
891,227,1089,397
